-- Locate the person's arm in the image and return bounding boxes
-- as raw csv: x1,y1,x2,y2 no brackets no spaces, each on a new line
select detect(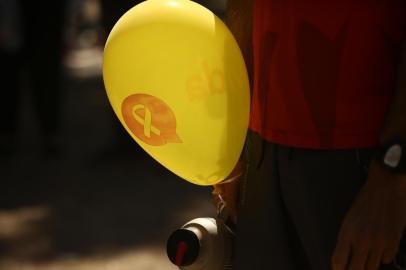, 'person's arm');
332,37,406,270
212,0,253,224
380,42,406,141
